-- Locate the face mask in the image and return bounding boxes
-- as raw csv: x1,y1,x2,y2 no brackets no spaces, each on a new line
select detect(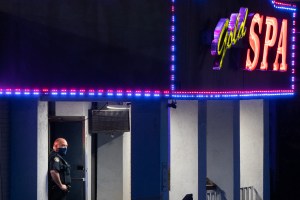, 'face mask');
58,147,67,156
